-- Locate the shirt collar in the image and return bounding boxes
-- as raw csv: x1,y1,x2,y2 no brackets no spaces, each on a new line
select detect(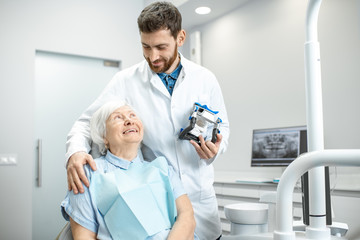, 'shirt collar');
105,150,141,170
157,57,183,80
